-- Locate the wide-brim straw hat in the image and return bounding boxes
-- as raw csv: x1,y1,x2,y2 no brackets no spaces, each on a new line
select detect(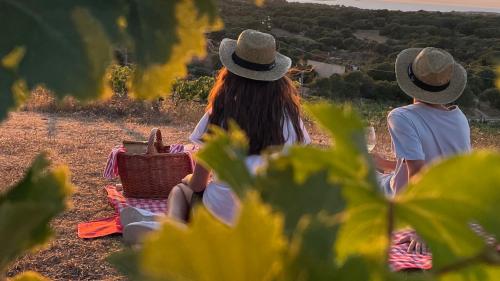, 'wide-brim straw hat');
395,47,467,104
219,29,291,81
